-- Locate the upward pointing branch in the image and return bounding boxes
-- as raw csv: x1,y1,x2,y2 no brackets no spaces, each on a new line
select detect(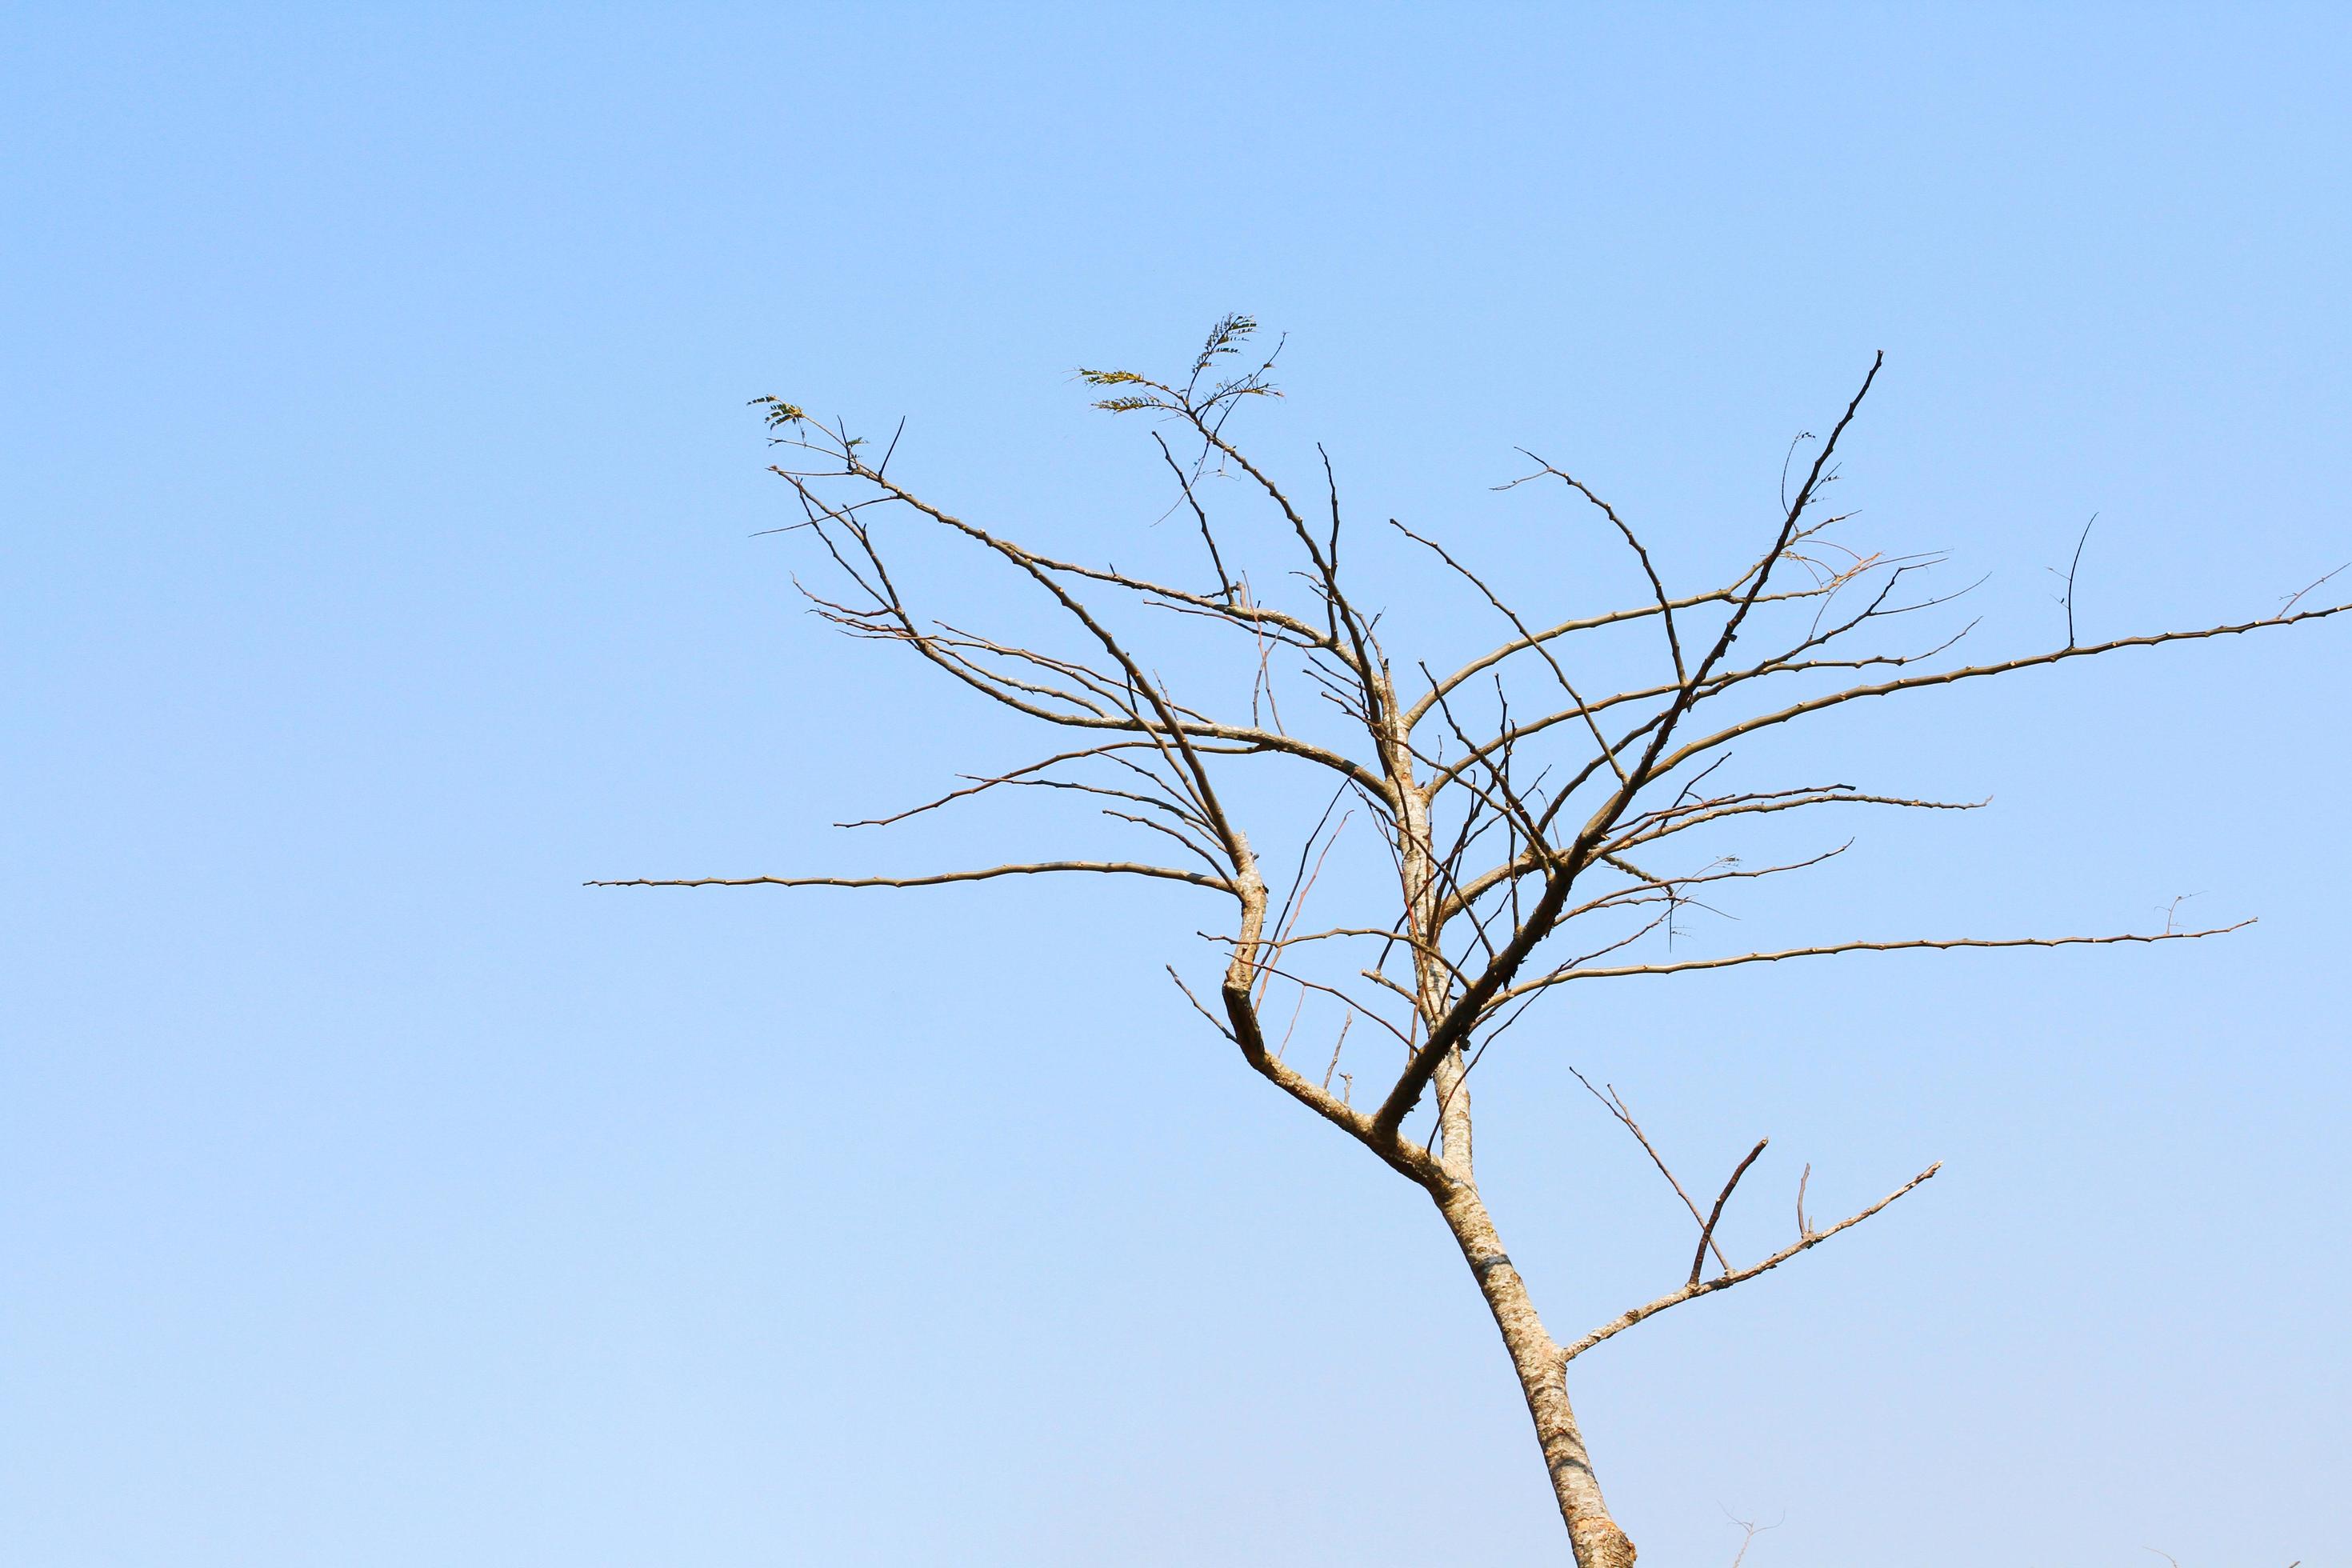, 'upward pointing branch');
1690,1139,1768,1286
